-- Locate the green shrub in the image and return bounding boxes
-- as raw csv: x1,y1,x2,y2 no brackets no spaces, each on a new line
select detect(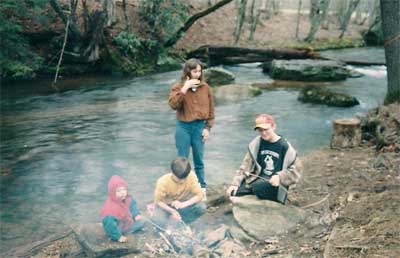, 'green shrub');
139,0,189,42
0,0,47,81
